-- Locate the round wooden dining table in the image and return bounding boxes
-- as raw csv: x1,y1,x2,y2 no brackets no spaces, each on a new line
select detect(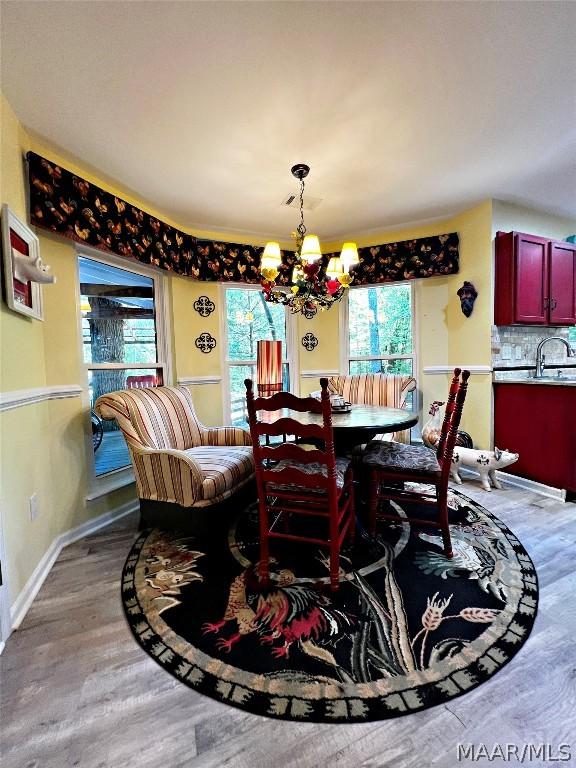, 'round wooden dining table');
262,403,418,453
